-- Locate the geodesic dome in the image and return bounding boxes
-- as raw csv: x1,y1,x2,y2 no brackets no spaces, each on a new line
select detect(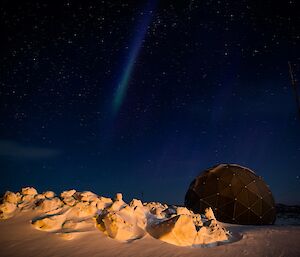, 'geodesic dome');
185,164,276,225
